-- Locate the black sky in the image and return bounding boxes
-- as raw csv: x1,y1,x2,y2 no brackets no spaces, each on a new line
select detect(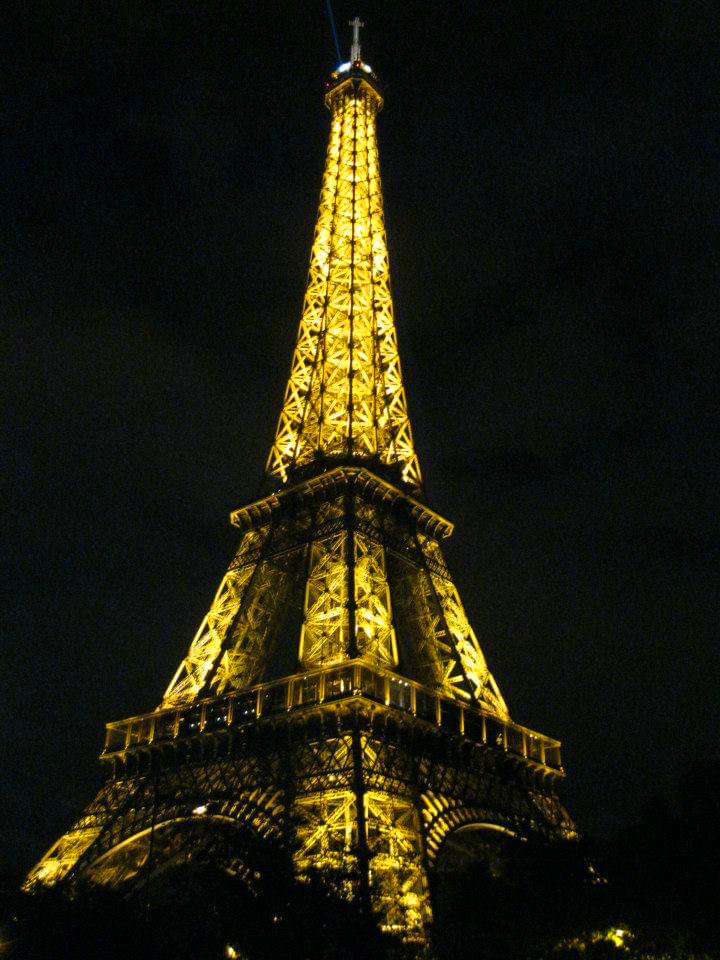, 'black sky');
3,1,719,876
